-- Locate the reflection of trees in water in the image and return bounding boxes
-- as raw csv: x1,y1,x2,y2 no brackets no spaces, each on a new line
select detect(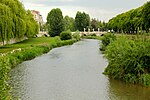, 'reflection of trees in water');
108,78,150,100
